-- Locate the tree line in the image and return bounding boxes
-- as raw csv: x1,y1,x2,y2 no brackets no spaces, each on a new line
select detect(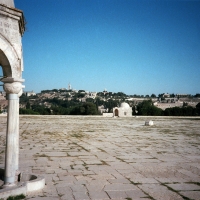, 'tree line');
19,96,119,115
133,100,200,116
19,95,200,116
